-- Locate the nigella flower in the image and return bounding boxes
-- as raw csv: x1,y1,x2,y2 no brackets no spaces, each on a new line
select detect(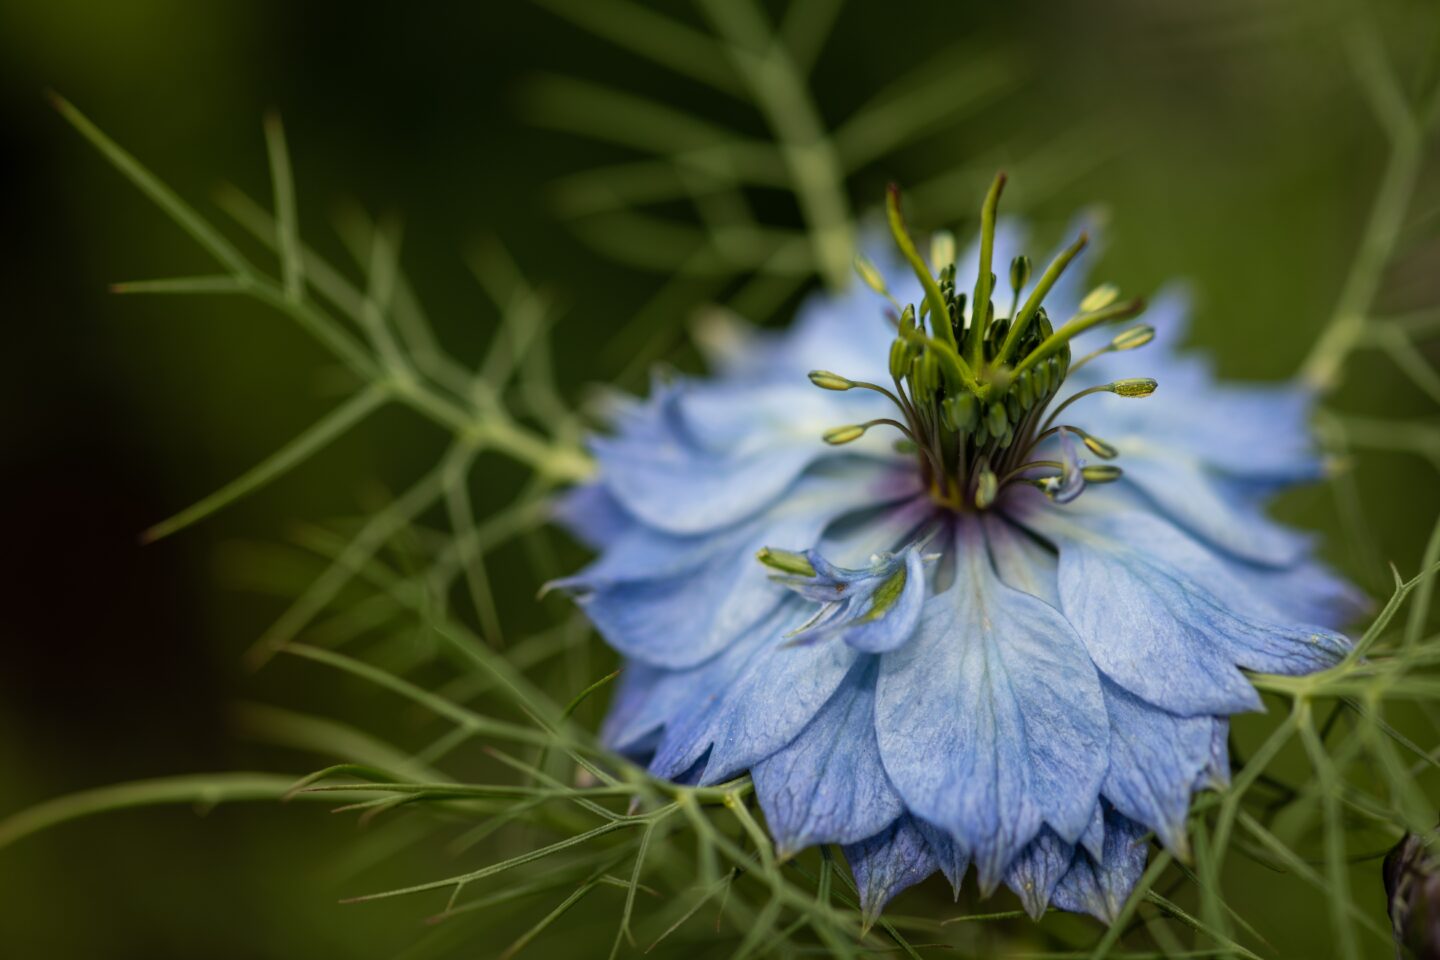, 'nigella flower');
554,176,1364,924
